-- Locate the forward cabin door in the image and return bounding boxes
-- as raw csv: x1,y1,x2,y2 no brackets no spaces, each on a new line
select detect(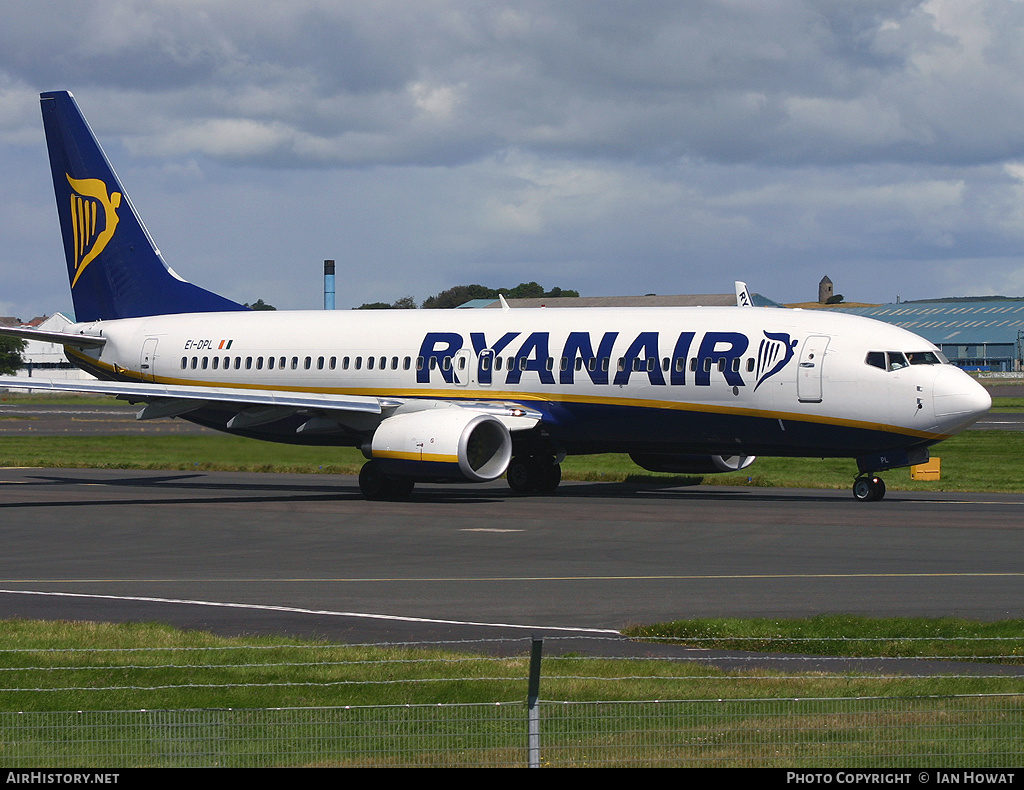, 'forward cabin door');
797,335,829,403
